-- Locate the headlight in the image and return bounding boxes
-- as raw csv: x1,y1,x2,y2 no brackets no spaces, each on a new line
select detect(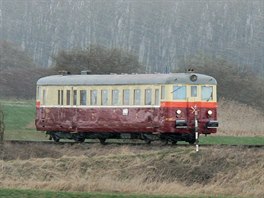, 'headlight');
176,110,182,115
190,74,198,82
208,110,213,115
